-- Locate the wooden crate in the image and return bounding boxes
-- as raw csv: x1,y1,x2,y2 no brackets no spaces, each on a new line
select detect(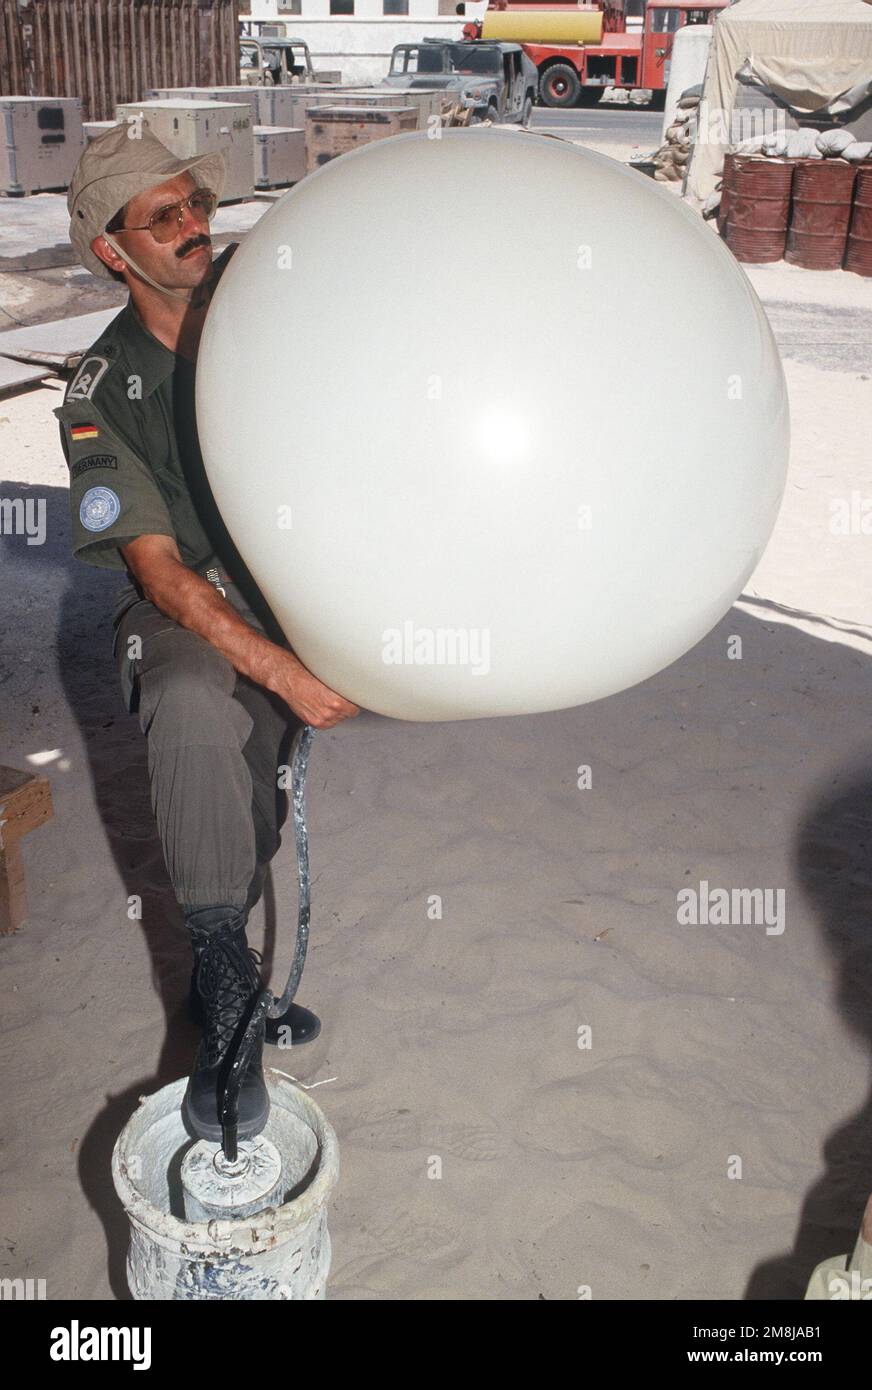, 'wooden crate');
298,87,445,132
306,106,418,173
286,85,376,130
0,765,53,935
369,87,447,131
